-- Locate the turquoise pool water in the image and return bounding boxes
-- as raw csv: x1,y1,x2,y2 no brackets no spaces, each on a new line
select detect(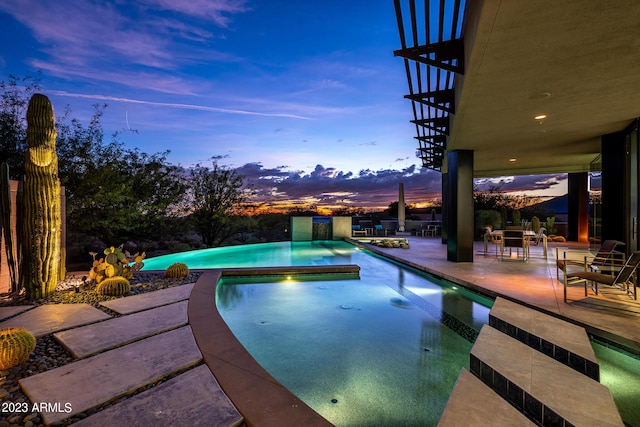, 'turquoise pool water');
218,274,488,426
144,241,640,426
143,240,366,270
